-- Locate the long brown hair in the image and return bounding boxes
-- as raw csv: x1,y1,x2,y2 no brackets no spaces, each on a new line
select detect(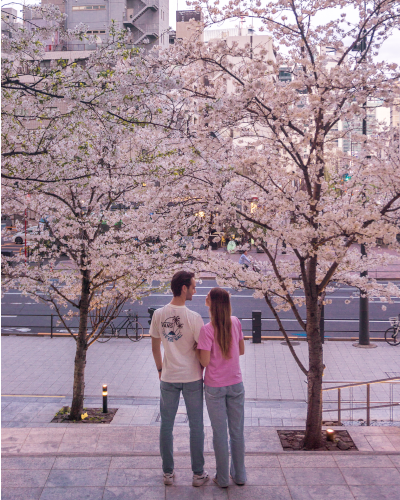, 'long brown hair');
209,288,232,359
